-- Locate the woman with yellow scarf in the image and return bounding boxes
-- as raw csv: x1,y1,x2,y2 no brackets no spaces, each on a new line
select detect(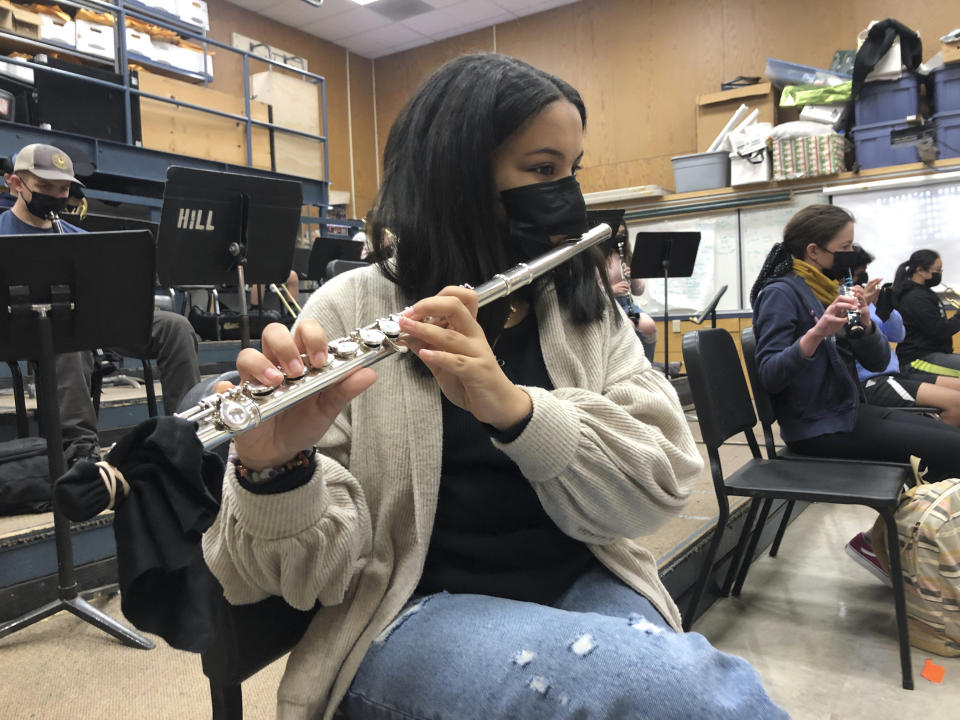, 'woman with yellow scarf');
750,204,960,583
